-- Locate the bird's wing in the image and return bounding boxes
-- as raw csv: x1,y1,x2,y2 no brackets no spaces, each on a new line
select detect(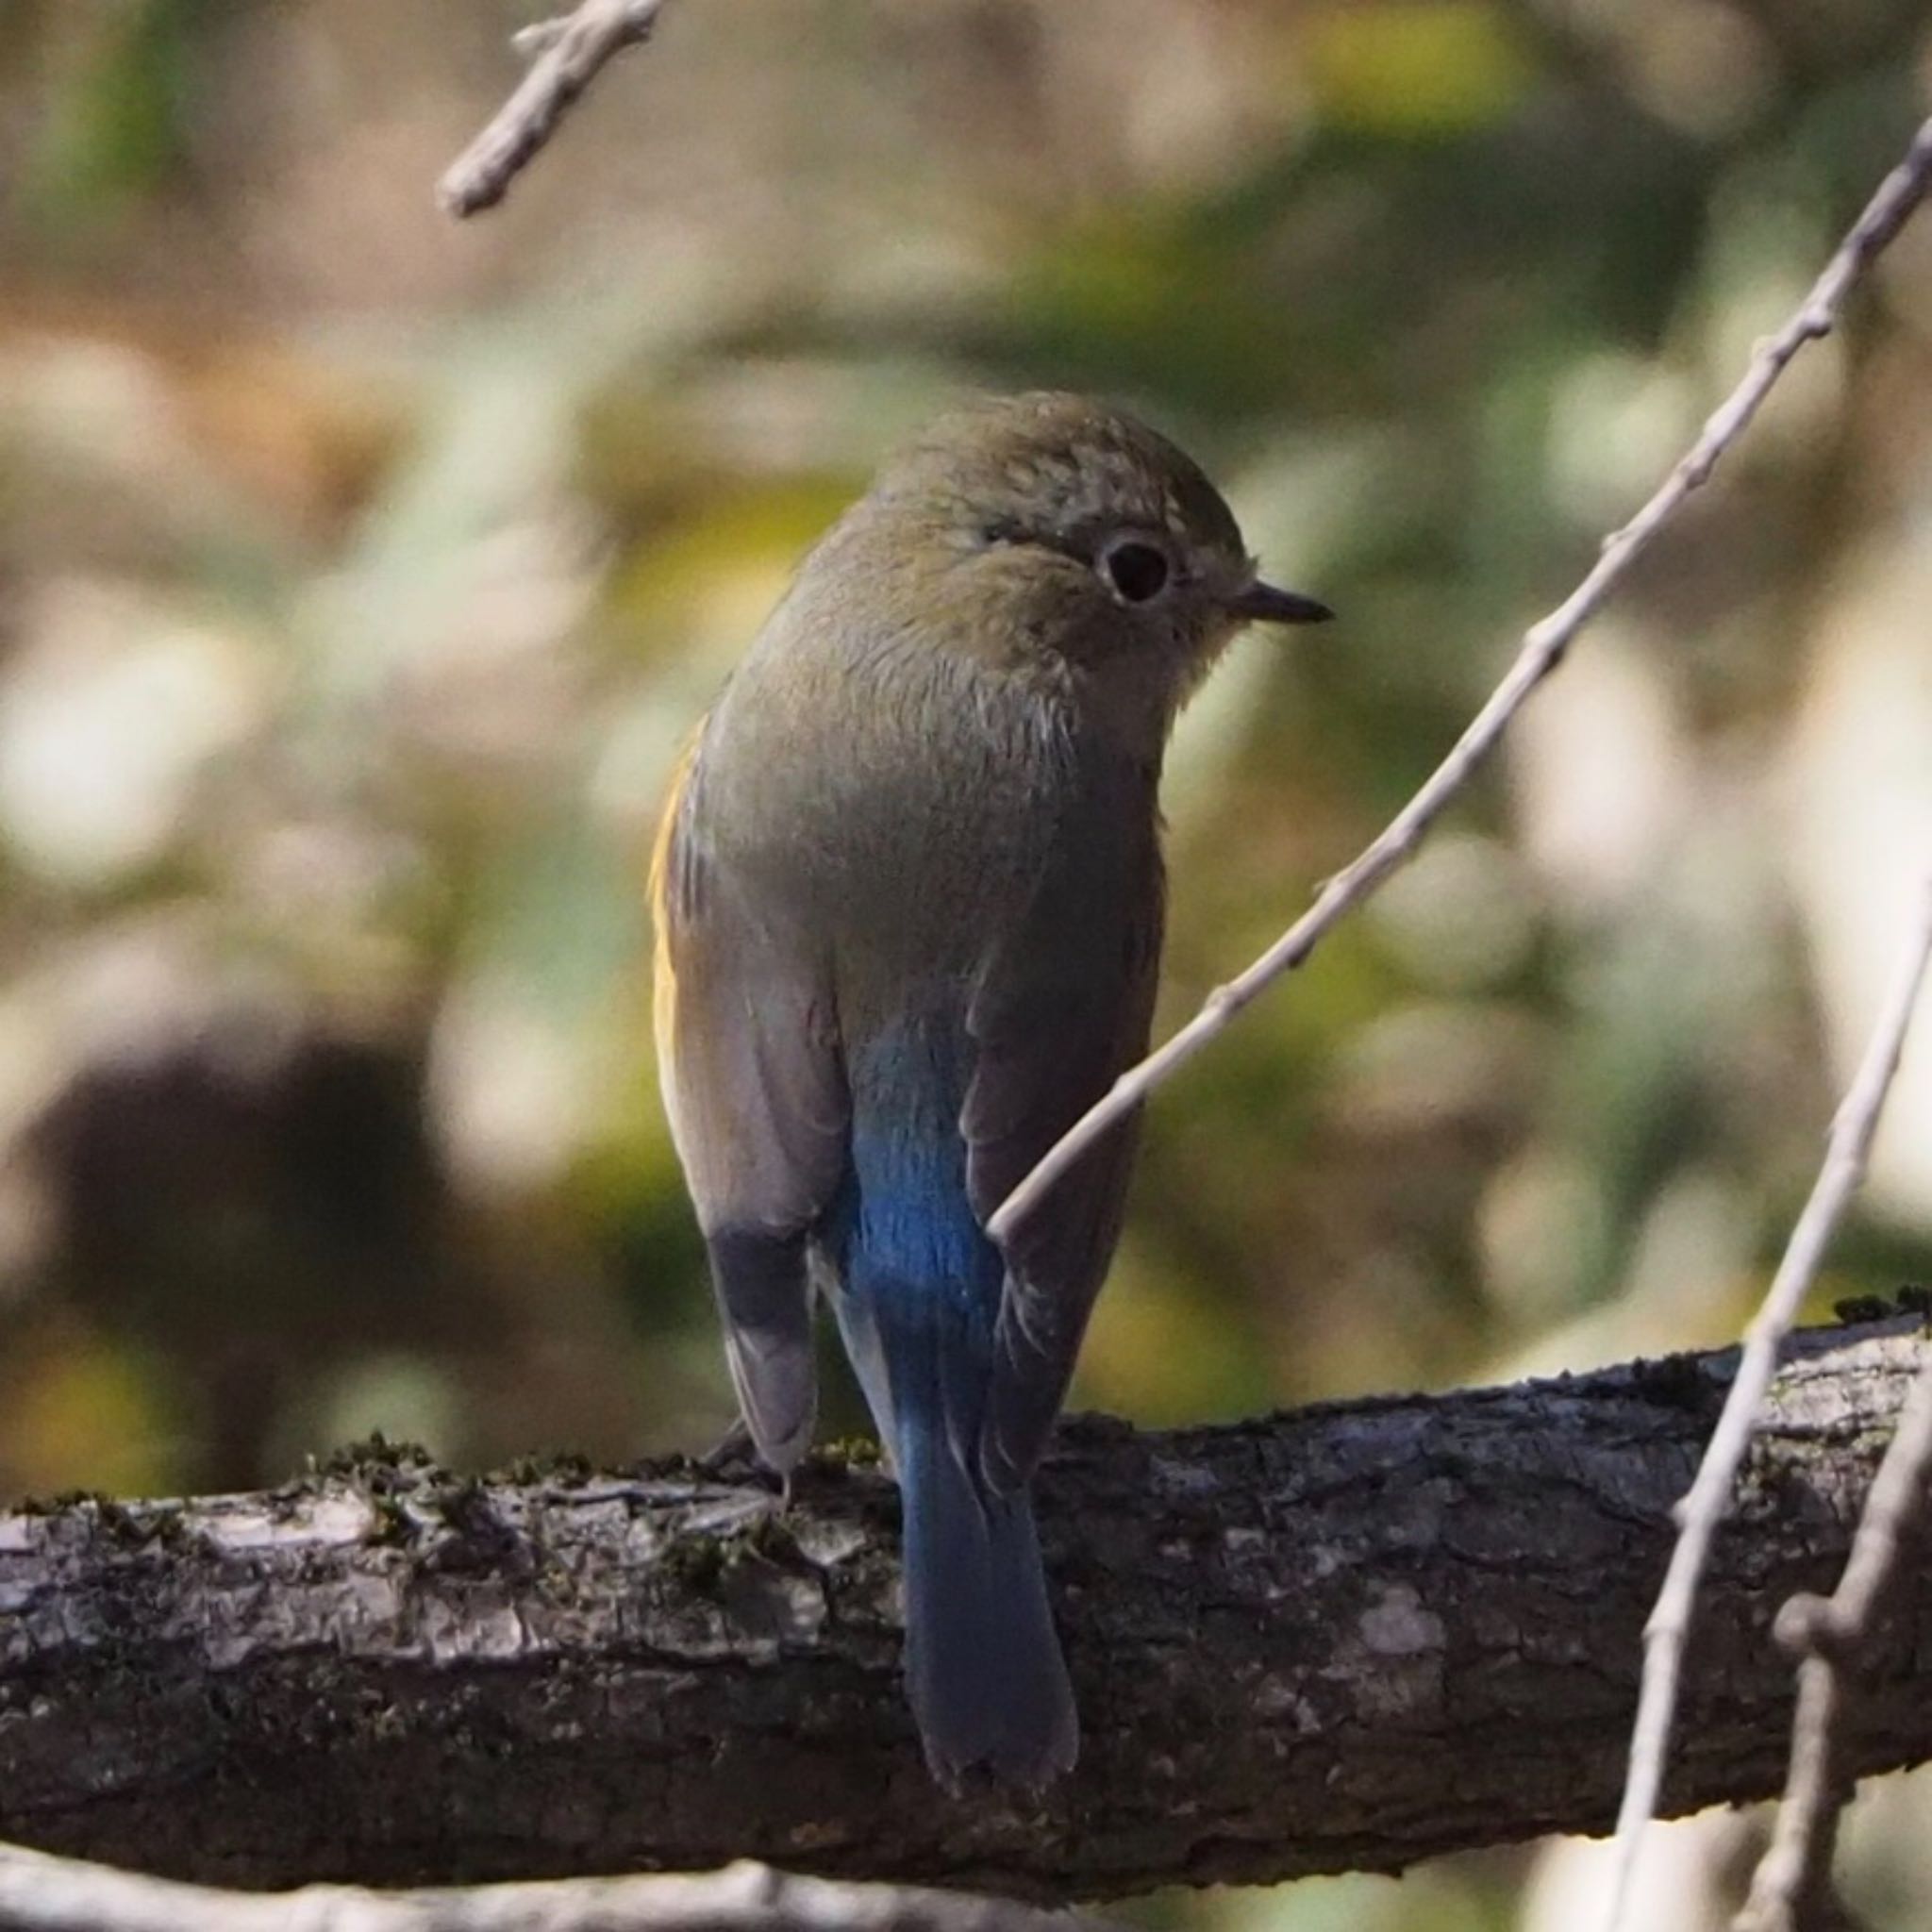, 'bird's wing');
963,829,1163,1493
652,736,849,1468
